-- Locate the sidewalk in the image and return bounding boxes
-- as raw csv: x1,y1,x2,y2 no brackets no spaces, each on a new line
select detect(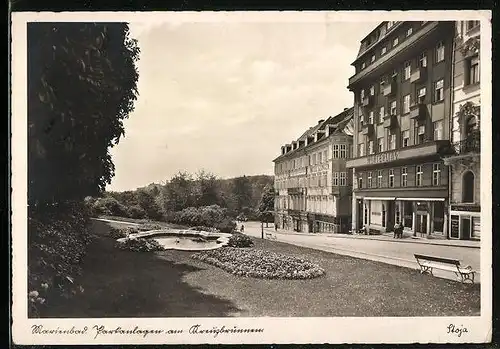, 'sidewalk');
264,227,480,249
